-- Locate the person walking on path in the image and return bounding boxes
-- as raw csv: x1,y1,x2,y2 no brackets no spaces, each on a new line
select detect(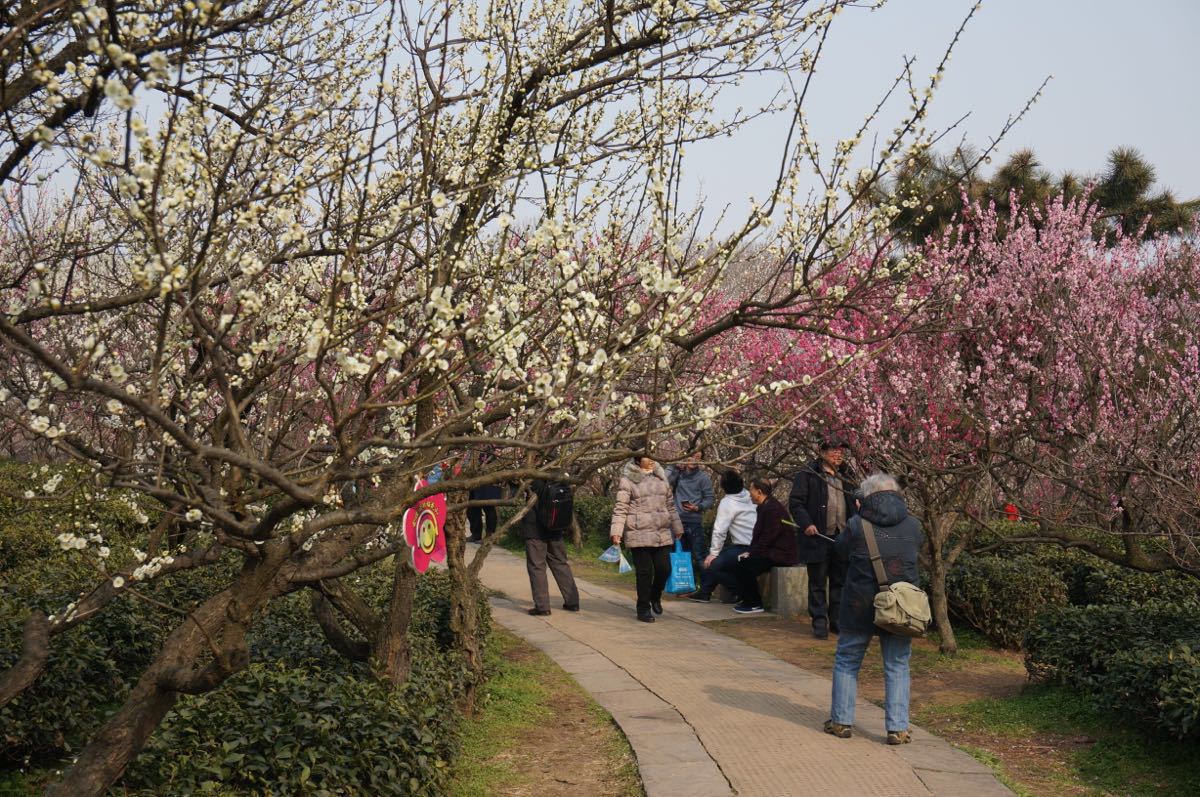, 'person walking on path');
789,434,857,638
522,478,581,616
610,453,684,623
466,483,502,543
666,449,714,578
825,473,923,745
685,470,756,603
731,477,798,614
